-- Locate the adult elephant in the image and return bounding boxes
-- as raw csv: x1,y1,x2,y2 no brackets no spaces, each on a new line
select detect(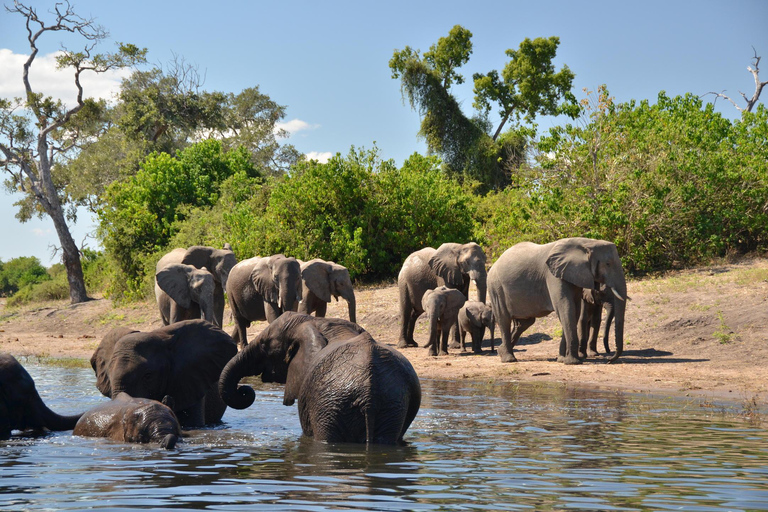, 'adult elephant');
155,264,216,326
227,254,302,349
1,353,82,439
74,393,181,449
219,312,421,445
90,320,237,427
397,242,487,348
488,237,627,365
298,259,356,323
155,245,237,328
